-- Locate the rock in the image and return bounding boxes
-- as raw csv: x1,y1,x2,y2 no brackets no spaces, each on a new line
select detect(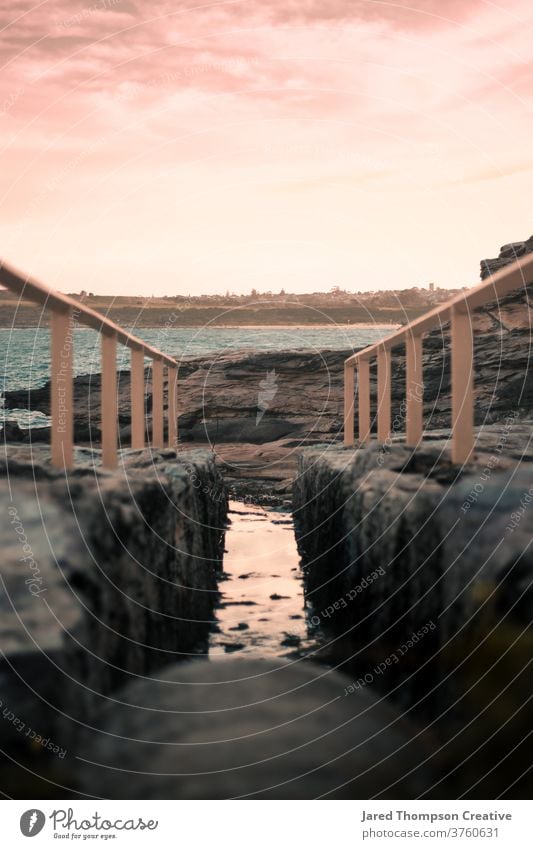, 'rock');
438,465,533,637
1,419,25,441
219,600,257,606
0,447,227,768
272,478,293,493
481,235,533,279
76,658,432,799
4,282,532,455
0,493,82,754
294,429,533,667
294,441,445,691
22,425,51,442
280,633,301,647
222,642,244,652
293,431,533,796
188,416,301,444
